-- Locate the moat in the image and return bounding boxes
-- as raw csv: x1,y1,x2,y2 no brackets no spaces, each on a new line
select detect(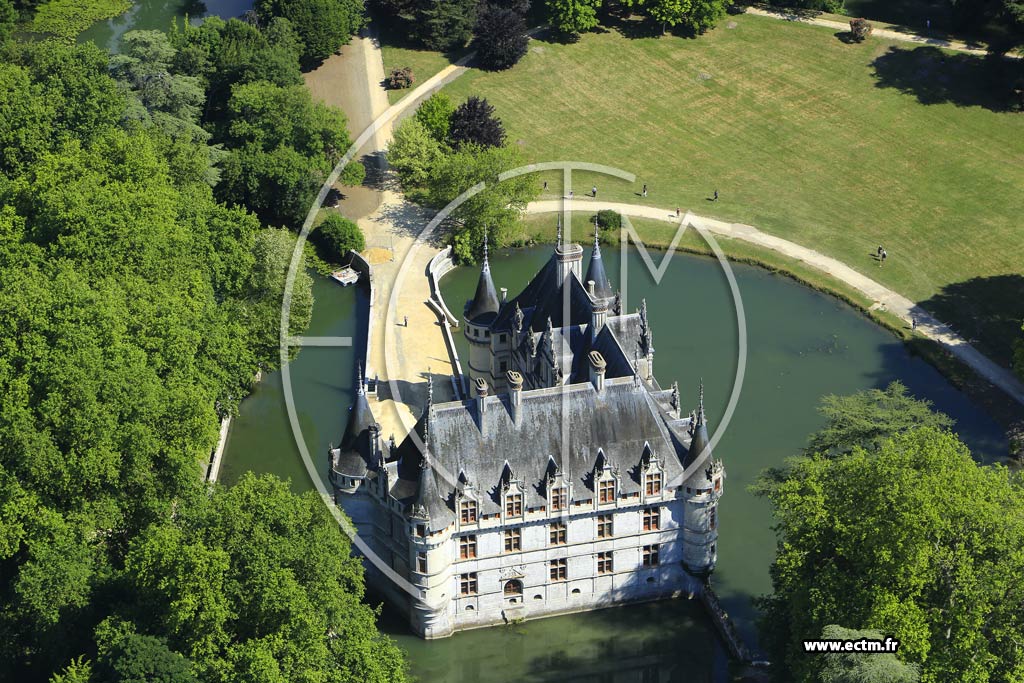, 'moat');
221,246,1006,682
